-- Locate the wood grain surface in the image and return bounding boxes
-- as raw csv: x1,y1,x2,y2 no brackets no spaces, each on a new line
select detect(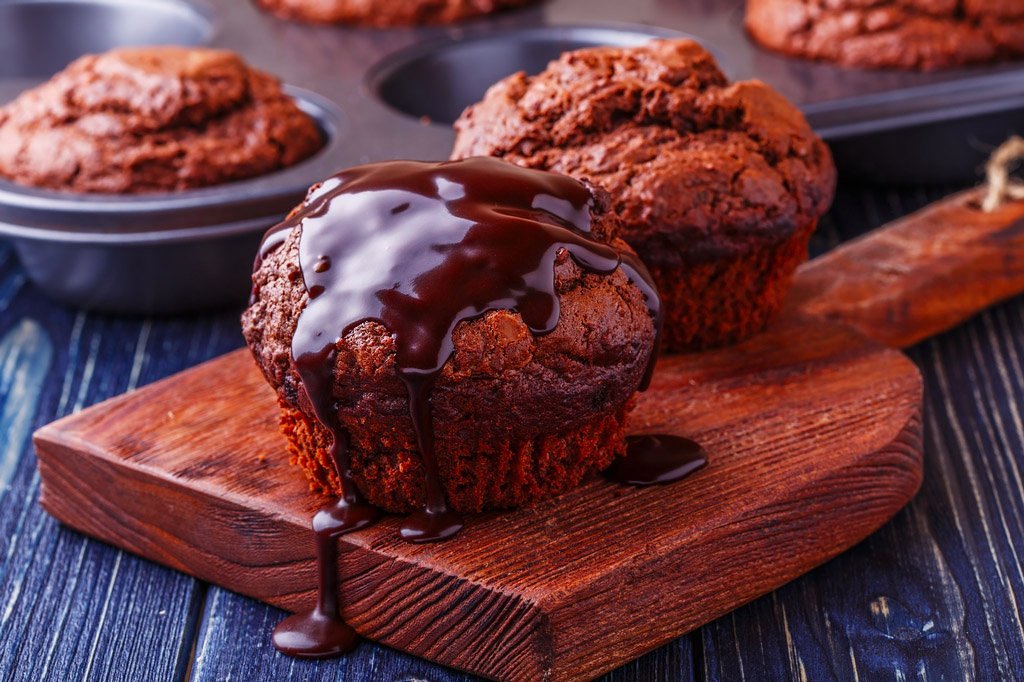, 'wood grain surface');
33,313,923,681
2,182,1024,682
789,187,1024,348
